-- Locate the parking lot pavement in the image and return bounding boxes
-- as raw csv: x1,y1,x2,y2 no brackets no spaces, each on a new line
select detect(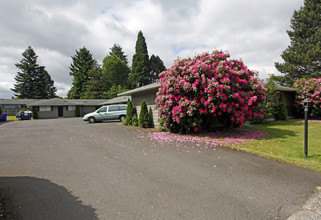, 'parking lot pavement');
1,118,321,219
